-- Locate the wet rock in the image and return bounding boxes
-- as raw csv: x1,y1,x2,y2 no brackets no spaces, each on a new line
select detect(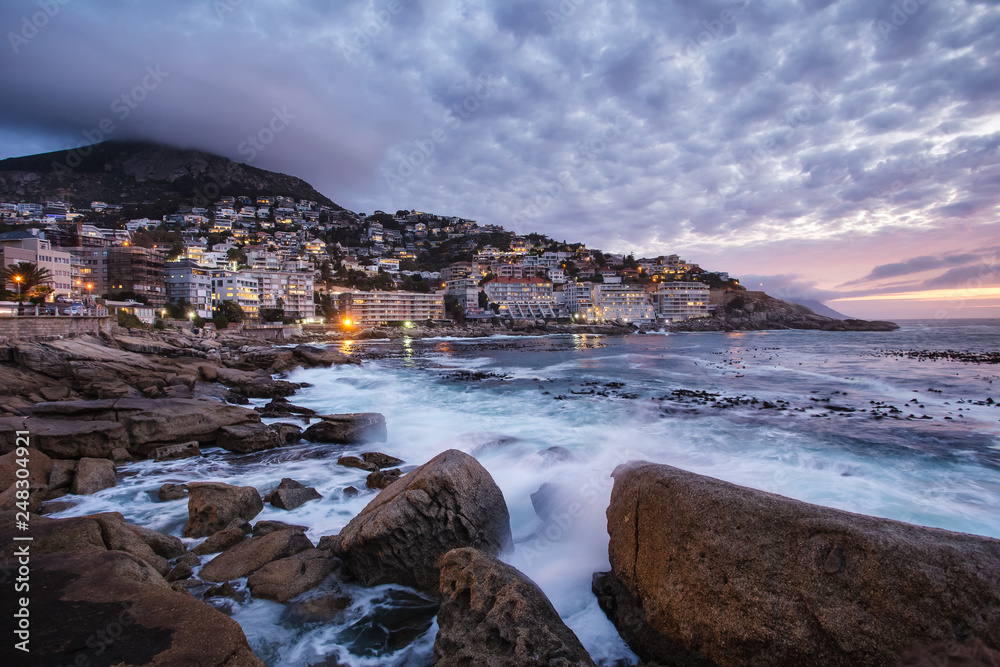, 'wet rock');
256,397,317,418
435,547,596,667
292,345,360,367
204,581,241,600
898,638,1000,667
0,549,264,666
199,529,313,582
166,561,194,582
599,461,1000,667
362,452,405,469
366,468,401,490
335,449,512,593
338,455,377,472
129,524,186,559
48,460,76,490
253,520,308,537
158,482,188,501
269,422,303,446
192,525,248,556
247,548,337,602
82,511,170,575
150,440,201,461
216,423,281,454
266,478,322,511
25,418,128,459
538,446,574,463
184,482,263,538
71,457,117,495
0,447,52,489
0,481,46,512
343,486,360,497
529,482,565,521
281,590,353,626
303,413,387,444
